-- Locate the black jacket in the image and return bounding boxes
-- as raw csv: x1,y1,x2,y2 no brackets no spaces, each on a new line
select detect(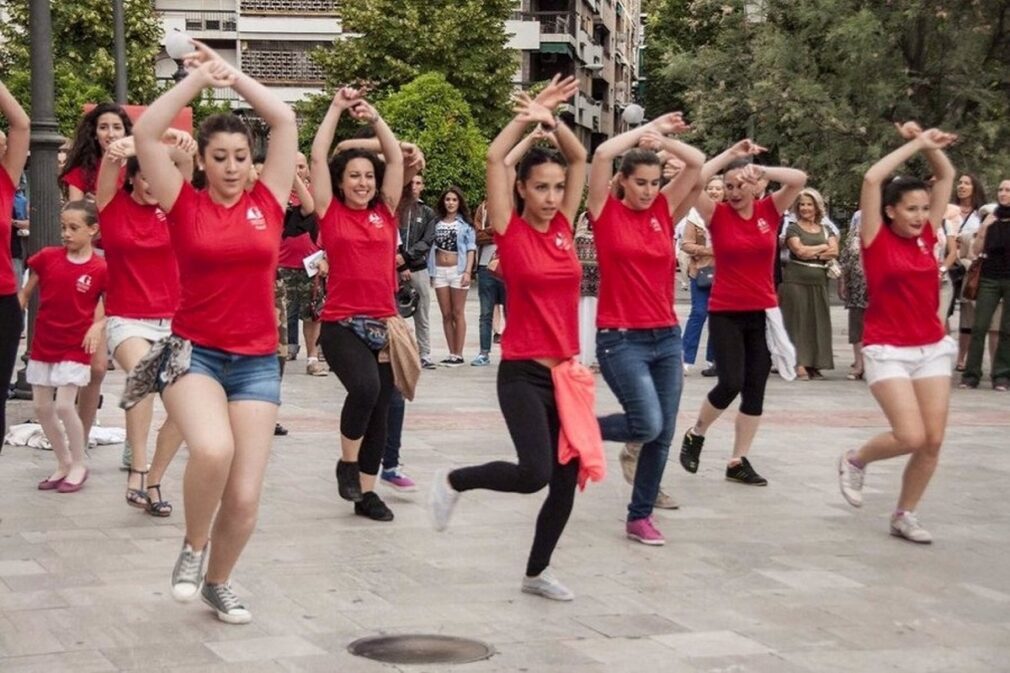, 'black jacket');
398,200,436,272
